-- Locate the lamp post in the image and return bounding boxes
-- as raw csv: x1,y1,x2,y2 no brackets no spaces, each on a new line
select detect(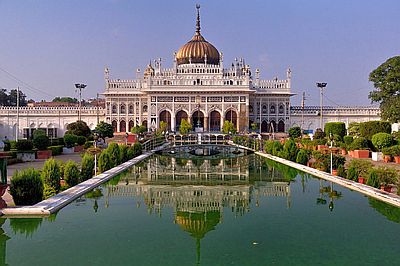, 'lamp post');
316,82,327,129
93,133,99,176
75,83,87,121
329,133,333,175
